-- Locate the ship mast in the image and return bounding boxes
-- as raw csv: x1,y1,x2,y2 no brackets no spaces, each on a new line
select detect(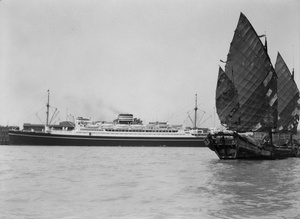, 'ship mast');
46,90,50,126
194,94,198,129
264,36,273,145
